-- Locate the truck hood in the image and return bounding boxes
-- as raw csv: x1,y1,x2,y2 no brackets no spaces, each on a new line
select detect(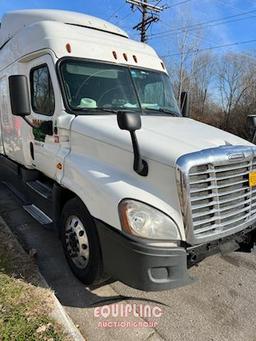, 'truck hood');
71,115,252,166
